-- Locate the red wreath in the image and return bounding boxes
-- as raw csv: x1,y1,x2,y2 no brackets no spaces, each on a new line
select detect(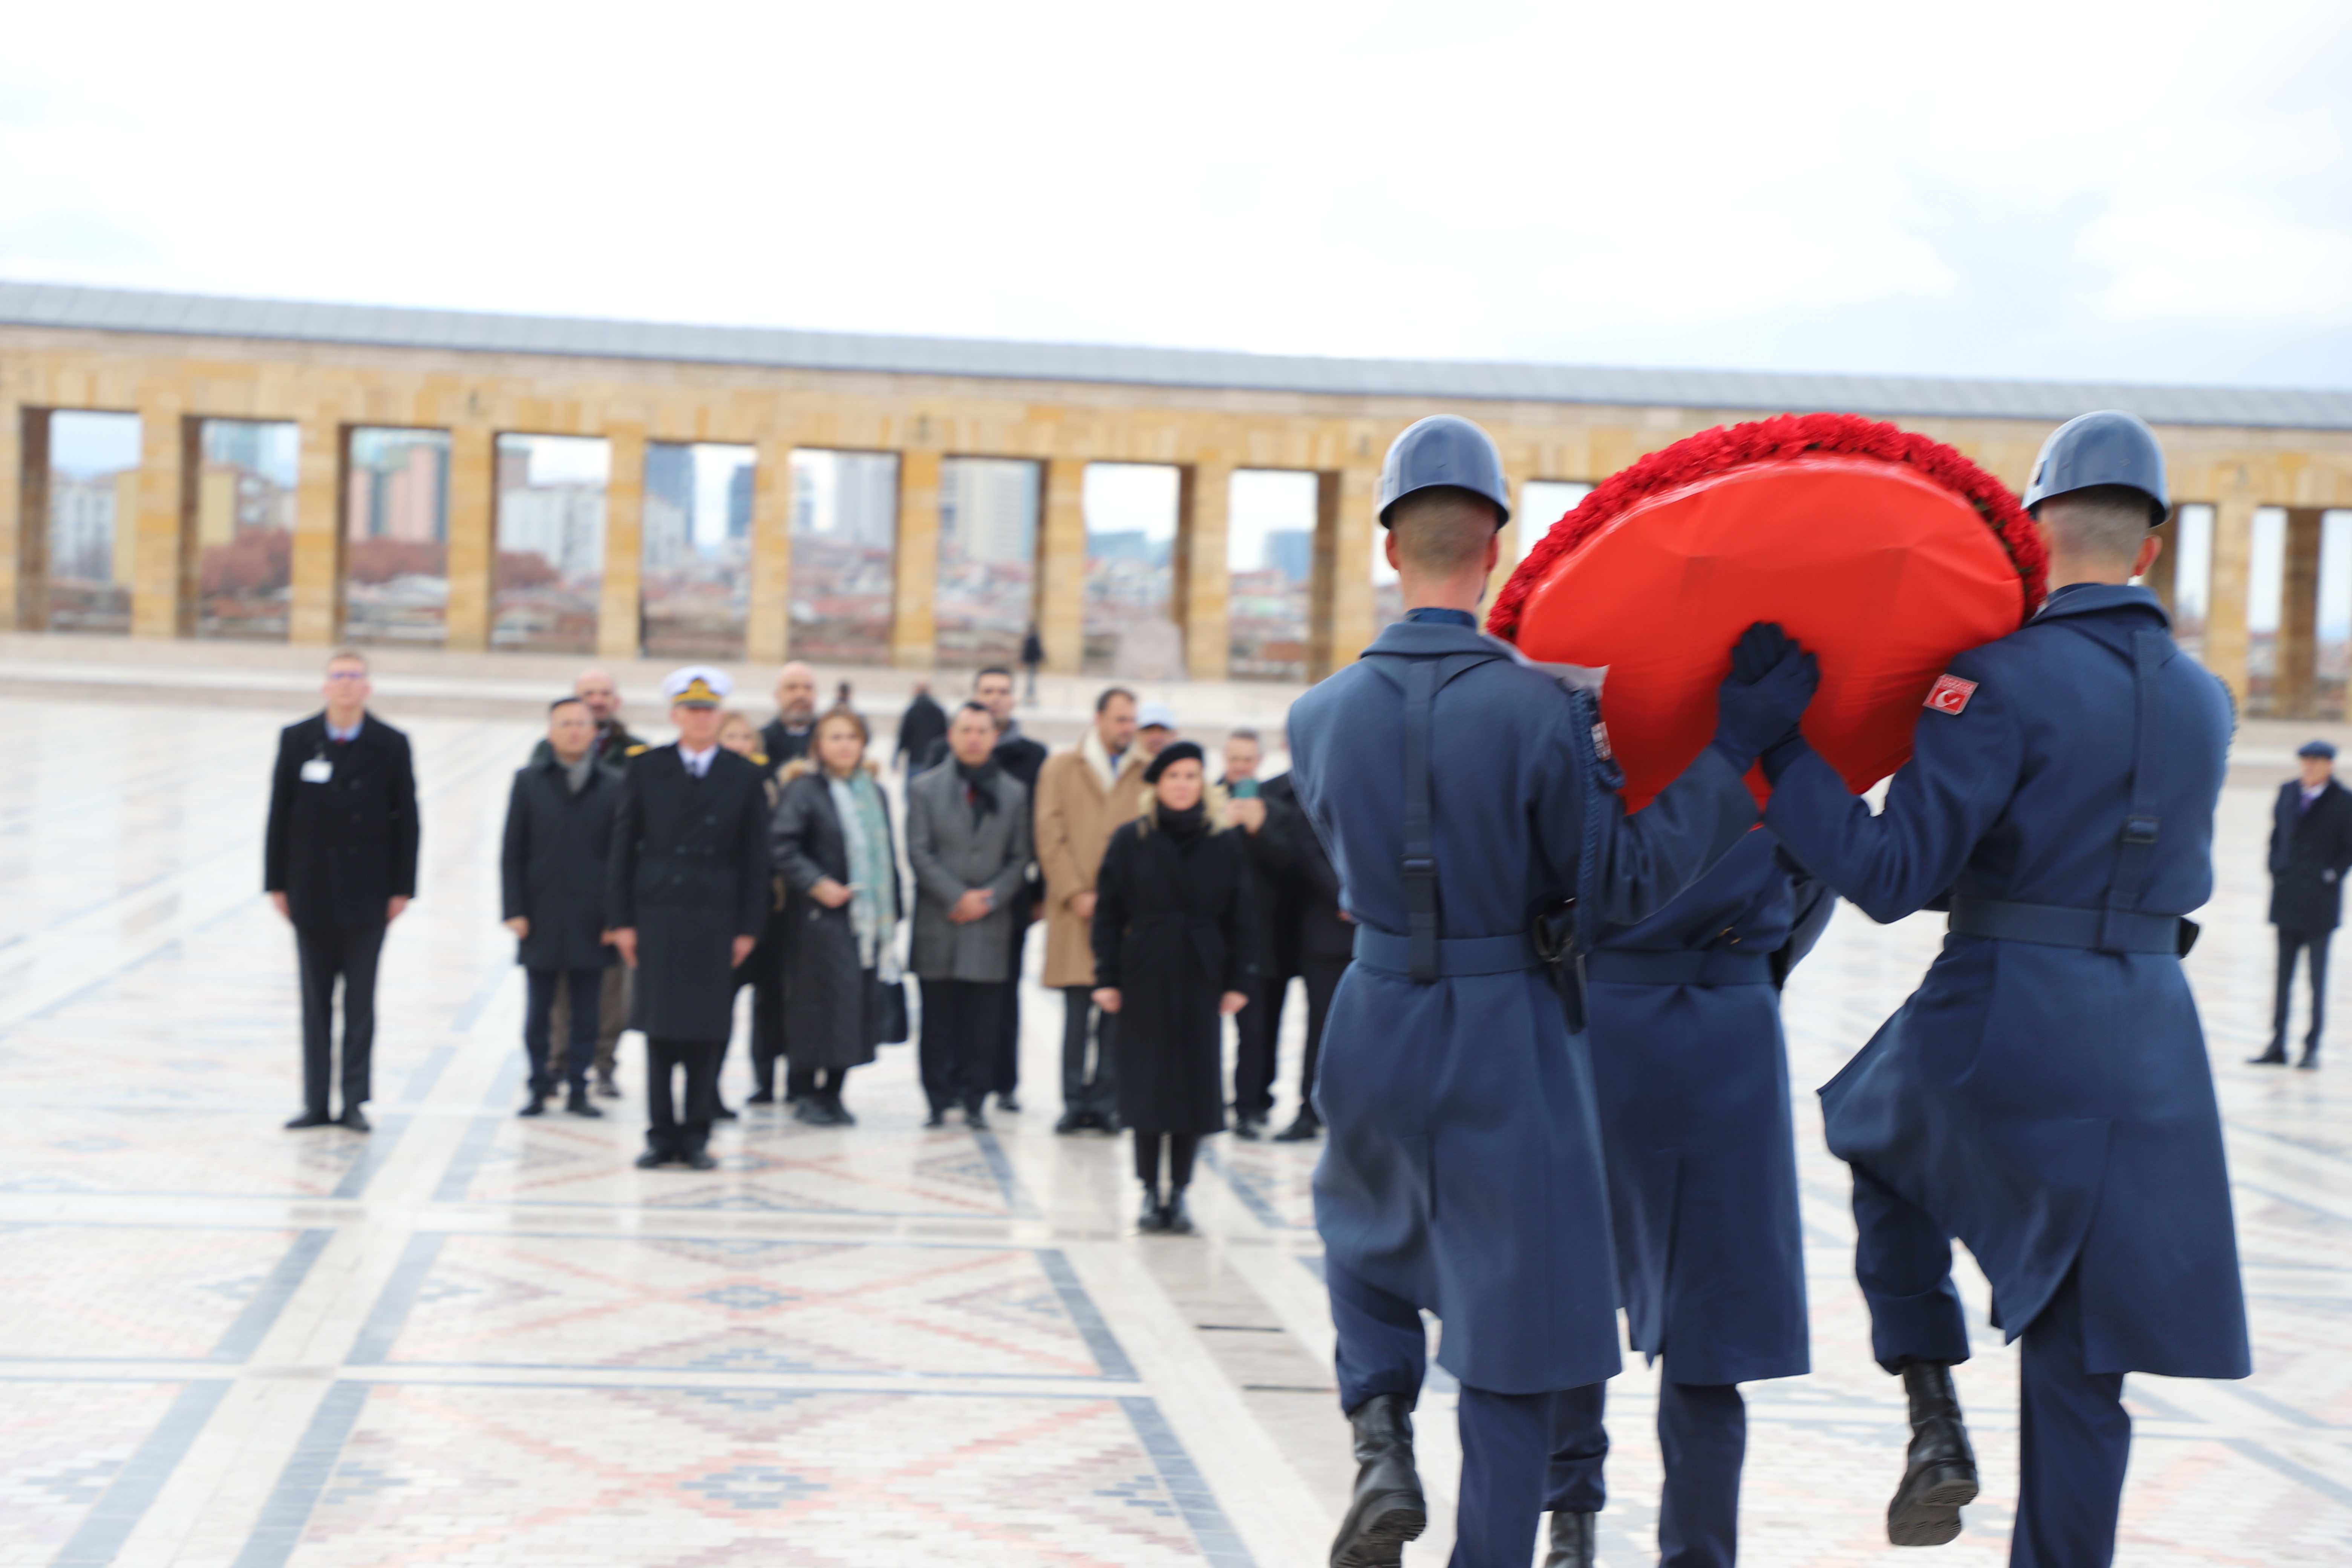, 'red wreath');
1488,412,2048,809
